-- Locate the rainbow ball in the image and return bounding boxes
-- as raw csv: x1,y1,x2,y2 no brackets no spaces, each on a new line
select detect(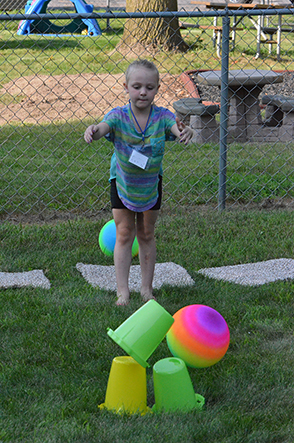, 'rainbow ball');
99,219,139,258
166,304,230,368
